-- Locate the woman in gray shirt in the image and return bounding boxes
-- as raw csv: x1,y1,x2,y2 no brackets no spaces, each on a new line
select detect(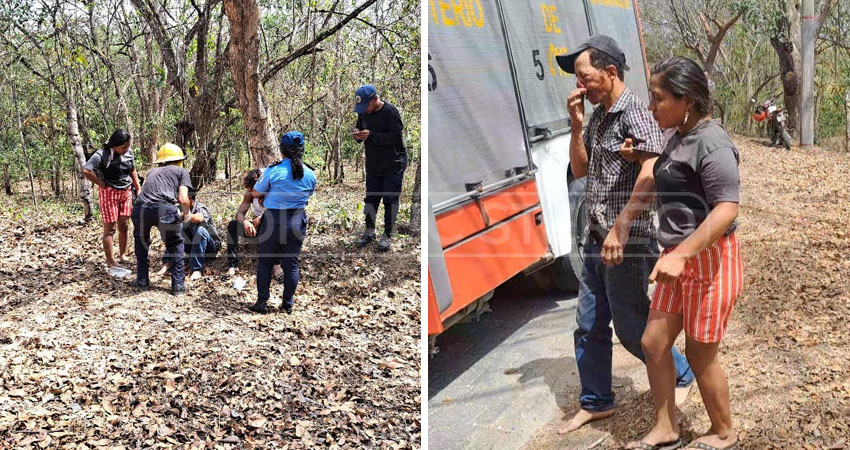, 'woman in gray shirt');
627,57,742,450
